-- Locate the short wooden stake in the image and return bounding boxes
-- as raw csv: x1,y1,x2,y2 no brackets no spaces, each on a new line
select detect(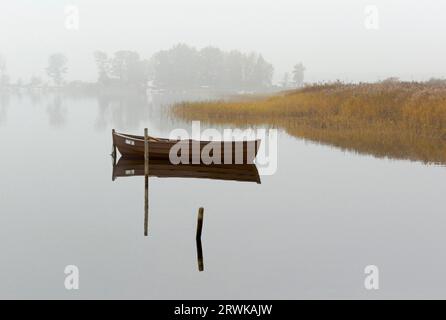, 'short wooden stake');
196,207,204,271
196,207,204,240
